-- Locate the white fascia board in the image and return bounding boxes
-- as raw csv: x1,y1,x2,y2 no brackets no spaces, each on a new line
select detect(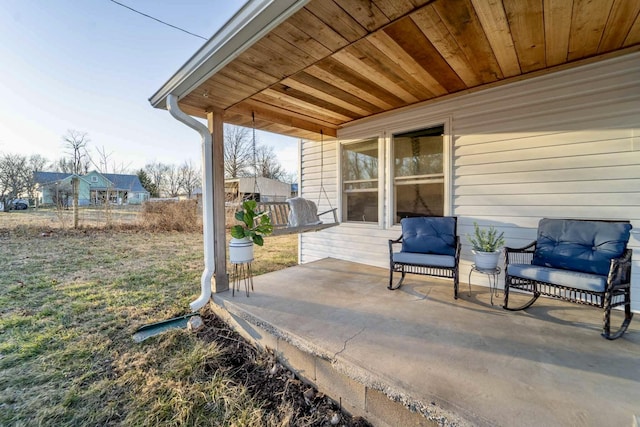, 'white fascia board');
149,0,310,110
